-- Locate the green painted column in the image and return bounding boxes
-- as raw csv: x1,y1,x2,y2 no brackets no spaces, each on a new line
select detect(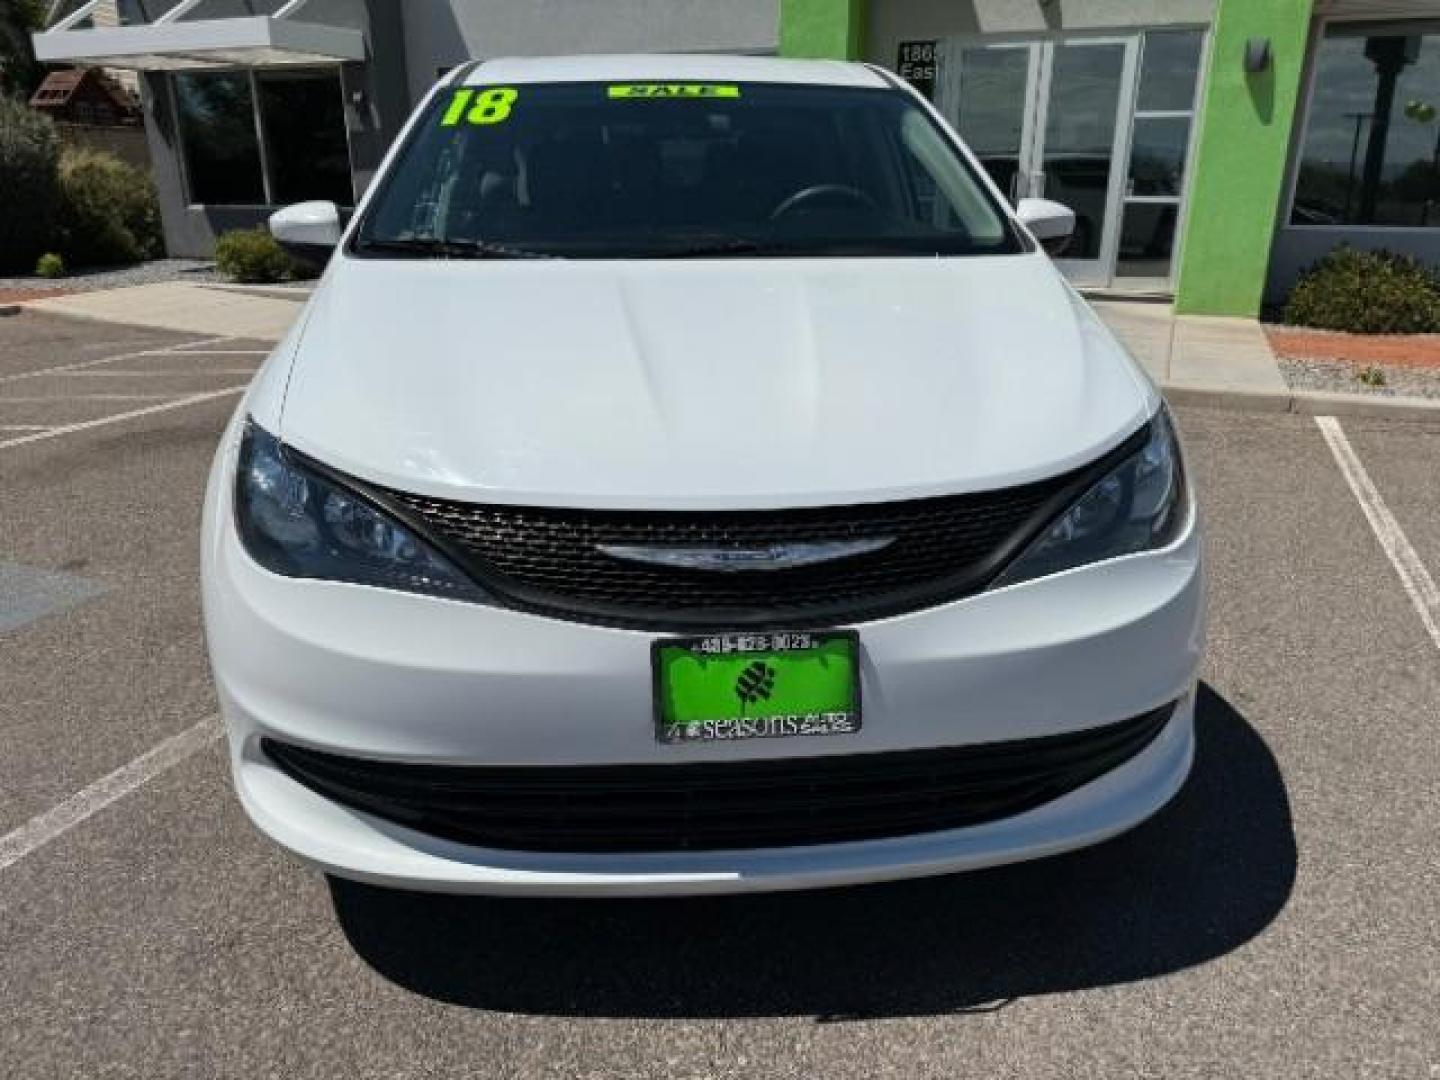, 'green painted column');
779,0,865,60
1174,0,1314,316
